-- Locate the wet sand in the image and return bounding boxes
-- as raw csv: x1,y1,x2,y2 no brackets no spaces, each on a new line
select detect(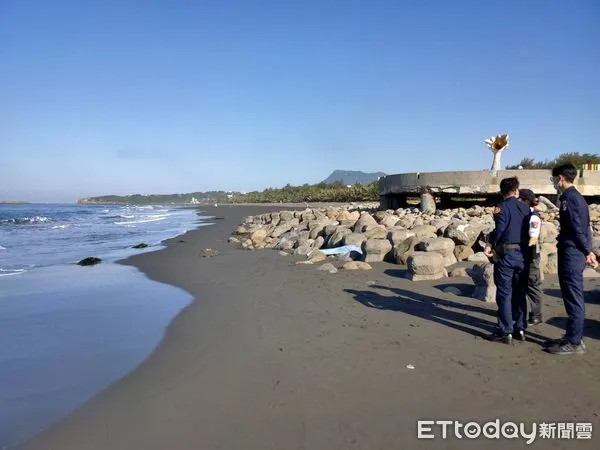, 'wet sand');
22,205,600,449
